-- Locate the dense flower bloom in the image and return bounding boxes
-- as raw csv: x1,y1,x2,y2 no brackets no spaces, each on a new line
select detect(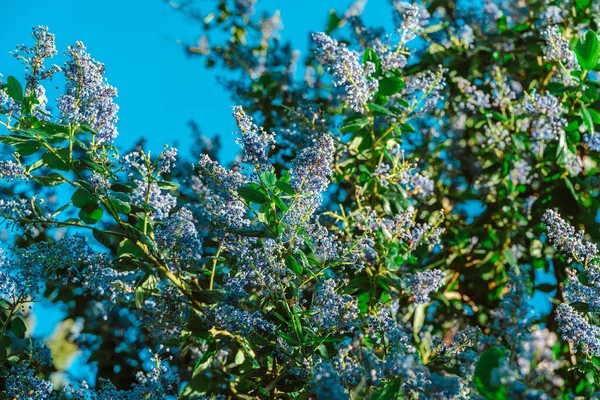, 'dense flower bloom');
408,269,445,304
555,303,600,356
12,26,60,82
402,68,446,115
392,1,430,45
131,181,177,220
563,266,600,312
5,366,53,399
542,26,578,71
290,134,334,194
205,303,276,335
196,155,249,229
57,41,119,142
312,279,359,332
156,207,203,268
0,160,27,181
313,32,378,112
232,105,275,168
542,209,598,263
310,361,350,399
519,90,566,155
